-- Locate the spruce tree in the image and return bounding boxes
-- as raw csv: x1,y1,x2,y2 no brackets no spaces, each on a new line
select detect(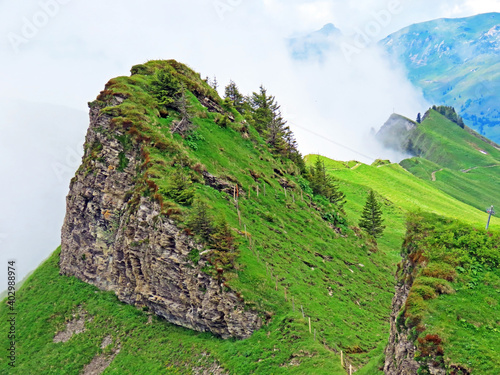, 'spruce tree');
188,200,213,242
163,171,195,205
244,85,305,171
151,70,181,107
359,190,385,238
309,157,345,208
250,85,275,134
210,218,236,253
224,80,245,112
